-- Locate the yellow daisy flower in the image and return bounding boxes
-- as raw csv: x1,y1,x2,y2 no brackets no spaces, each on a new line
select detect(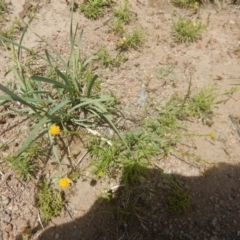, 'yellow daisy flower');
98,171,105,178
59,177,71,189
209,132,216,139
49,124,60,136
